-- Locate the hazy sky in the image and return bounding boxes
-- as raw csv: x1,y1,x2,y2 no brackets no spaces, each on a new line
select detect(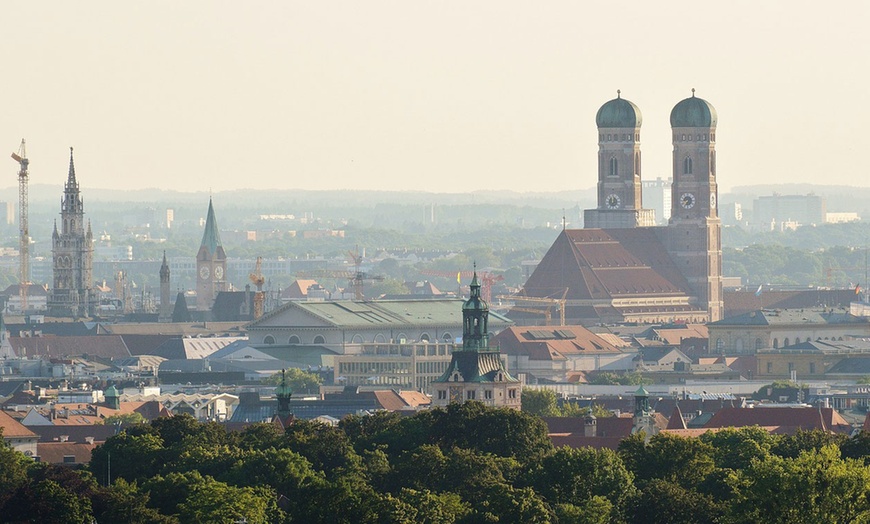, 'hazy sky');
2,1,868,194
